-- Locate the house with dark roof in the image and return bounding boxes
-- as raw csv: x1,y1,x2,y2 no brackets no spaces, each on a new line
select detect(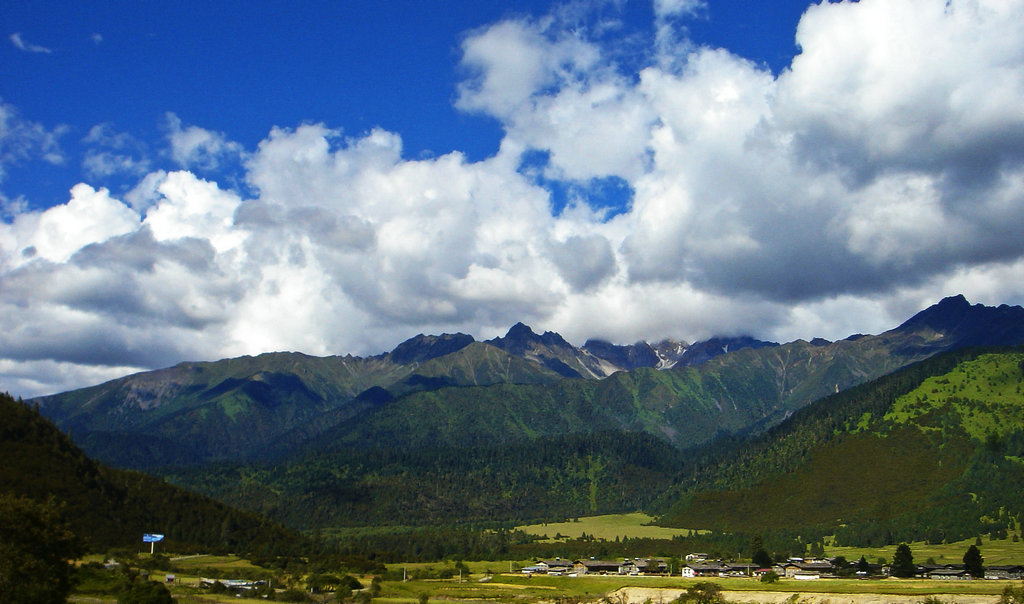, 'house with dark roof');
685,562,729,577
538,559,574,575
928,567,971,580
577,559,626,575
986,565,1024,580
